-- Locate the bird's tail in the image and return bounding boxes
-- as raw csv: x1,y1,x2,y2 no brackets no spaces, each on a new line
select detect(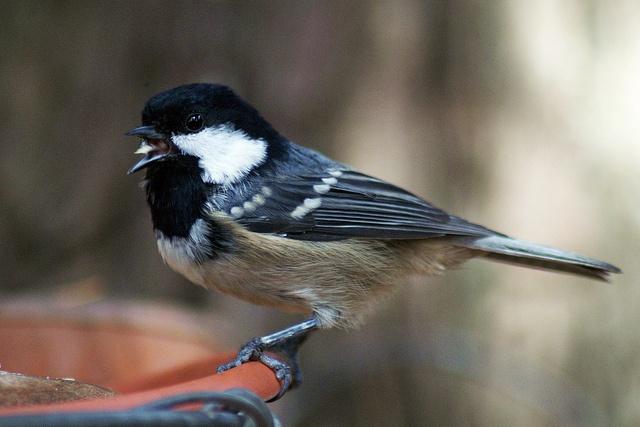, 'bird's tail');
454,235,621,281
